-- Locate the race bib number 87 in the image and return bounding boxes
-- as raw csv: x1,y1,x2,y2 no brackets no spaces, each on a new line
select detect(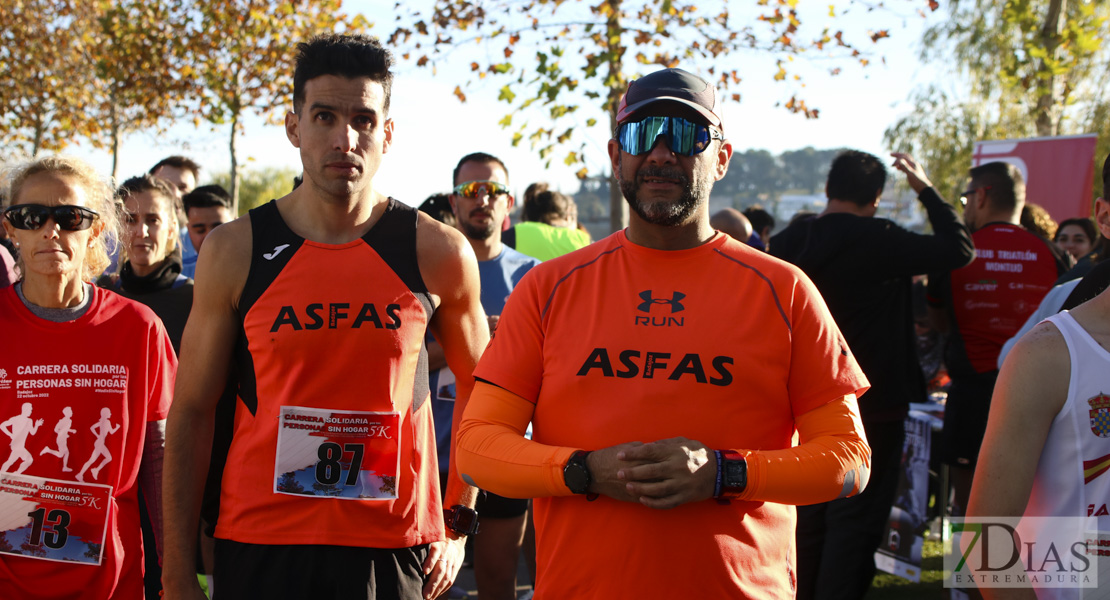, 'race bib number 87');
274,406,401,500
